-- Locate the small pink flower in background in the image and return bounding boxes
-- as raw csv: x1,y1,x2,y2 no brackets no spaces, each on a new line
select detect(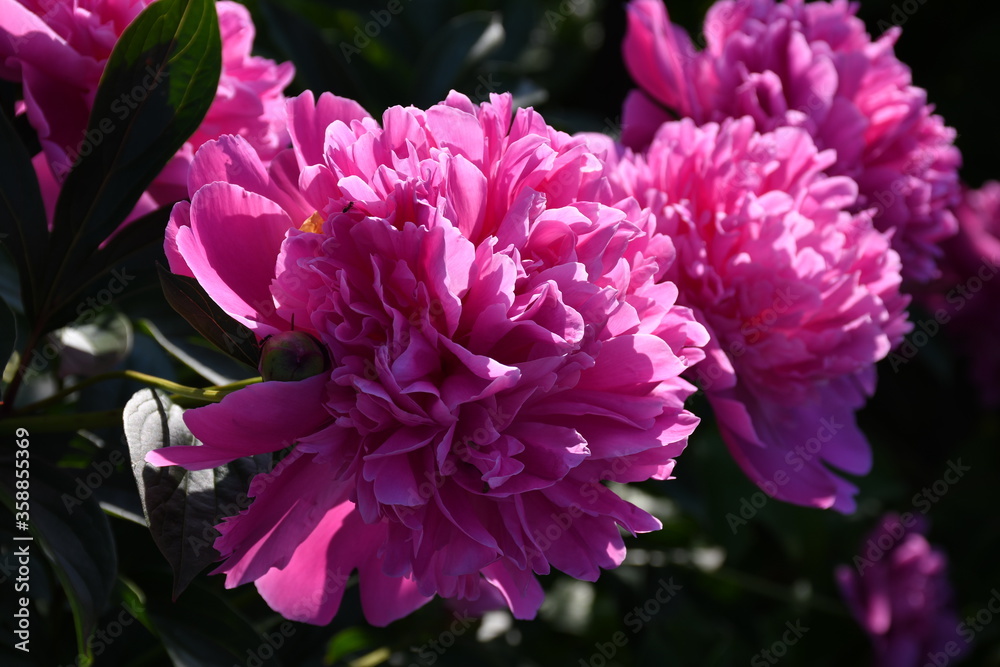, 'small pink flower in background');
147,90,708,625
0,0,294,219
621,0,961,283
836,513,967,667
919,182,1000,406
586,116,909,512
